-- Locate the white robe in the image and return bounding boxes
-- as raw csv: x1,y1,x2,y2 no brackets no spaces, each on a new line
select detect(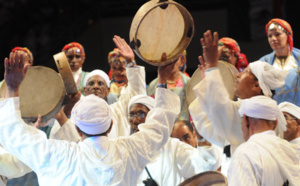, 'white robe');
0,98,32,186
0,146,31,179
0,88,180,186
189,69,243,154
50,66,146,140
290,137,300,160
228,130,300,186
136,138,218,186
